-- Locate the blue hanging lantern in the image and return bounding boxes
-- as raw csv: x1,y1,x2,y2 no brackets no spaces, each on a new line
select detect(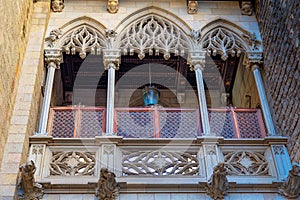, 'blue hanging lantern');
143,86,160,106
